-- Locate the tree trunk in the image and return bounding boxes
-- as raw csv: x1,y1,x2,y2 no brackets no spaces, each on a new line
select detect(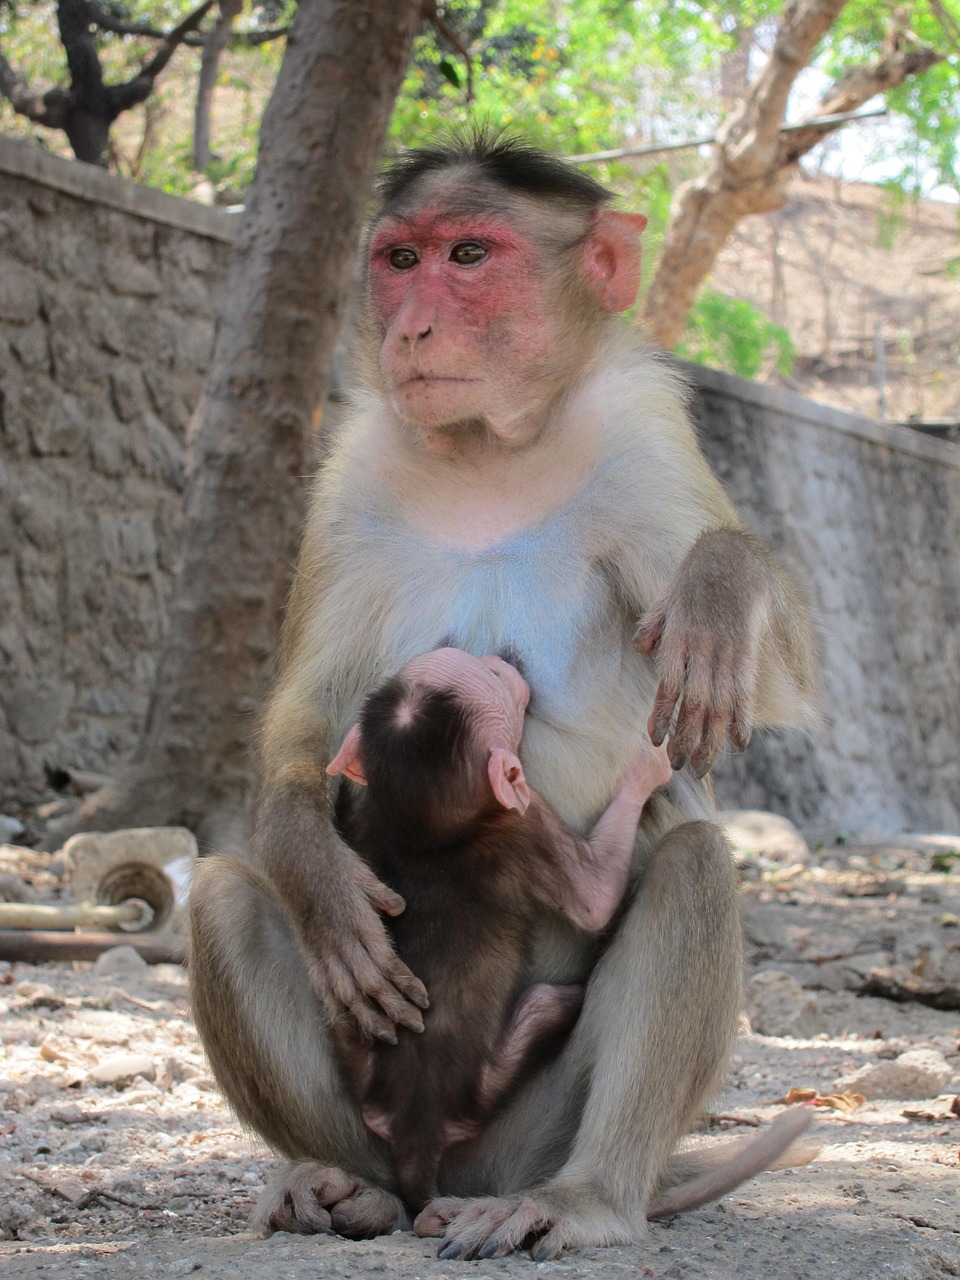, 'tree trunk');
193,0,243,172
58,0,111,165
65,0,423,851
